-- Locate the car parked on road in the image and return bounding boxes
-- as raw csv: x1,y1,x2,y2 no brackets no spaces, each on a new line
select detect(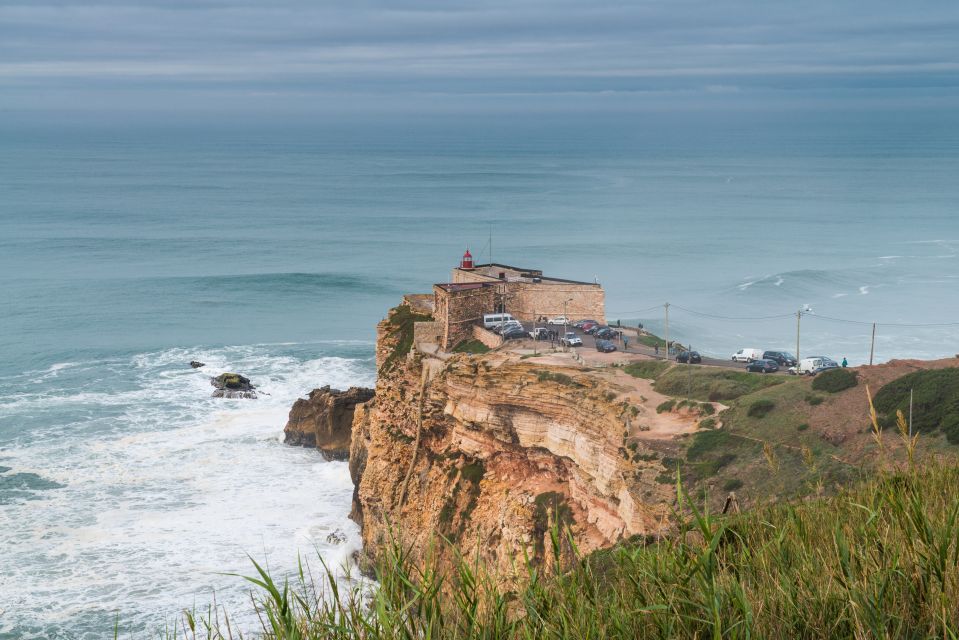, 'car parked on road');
574,319,599,329
595,339,617,353
529,327,552,340
502,327,529,340
493,320,523,334
790,356,837,376
548,316,571,326
746,359,780,373
731,348,764,362
580,322,599,333
562,332,583,347
676,350,702,364
483,313,517,329
594,327,618,340
762,350,797,367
